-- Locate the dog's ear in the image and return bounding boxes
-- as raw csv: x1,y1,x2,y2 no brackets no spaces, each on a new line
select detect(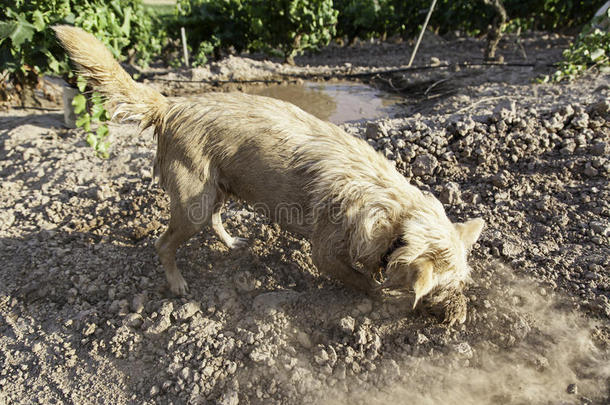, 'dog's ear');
455,218,484,248
412,260,434,309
